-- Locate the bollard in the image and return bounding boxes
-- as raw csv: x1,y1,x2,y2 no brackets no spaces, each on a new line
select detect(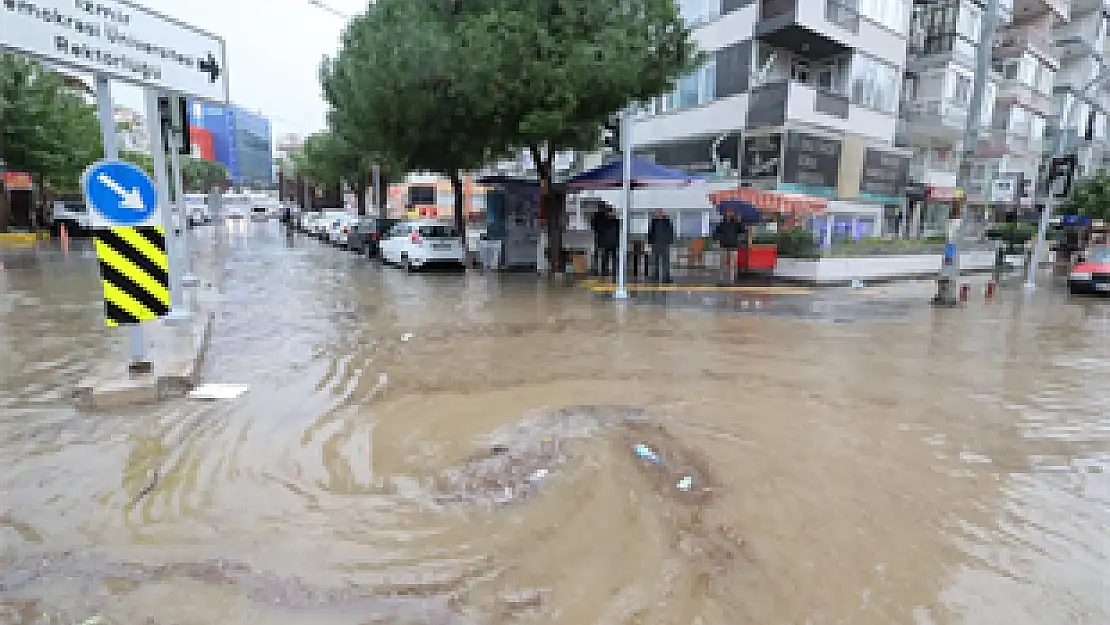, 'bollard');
59,222,69,255
985,281,996,300
959,283,970,303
